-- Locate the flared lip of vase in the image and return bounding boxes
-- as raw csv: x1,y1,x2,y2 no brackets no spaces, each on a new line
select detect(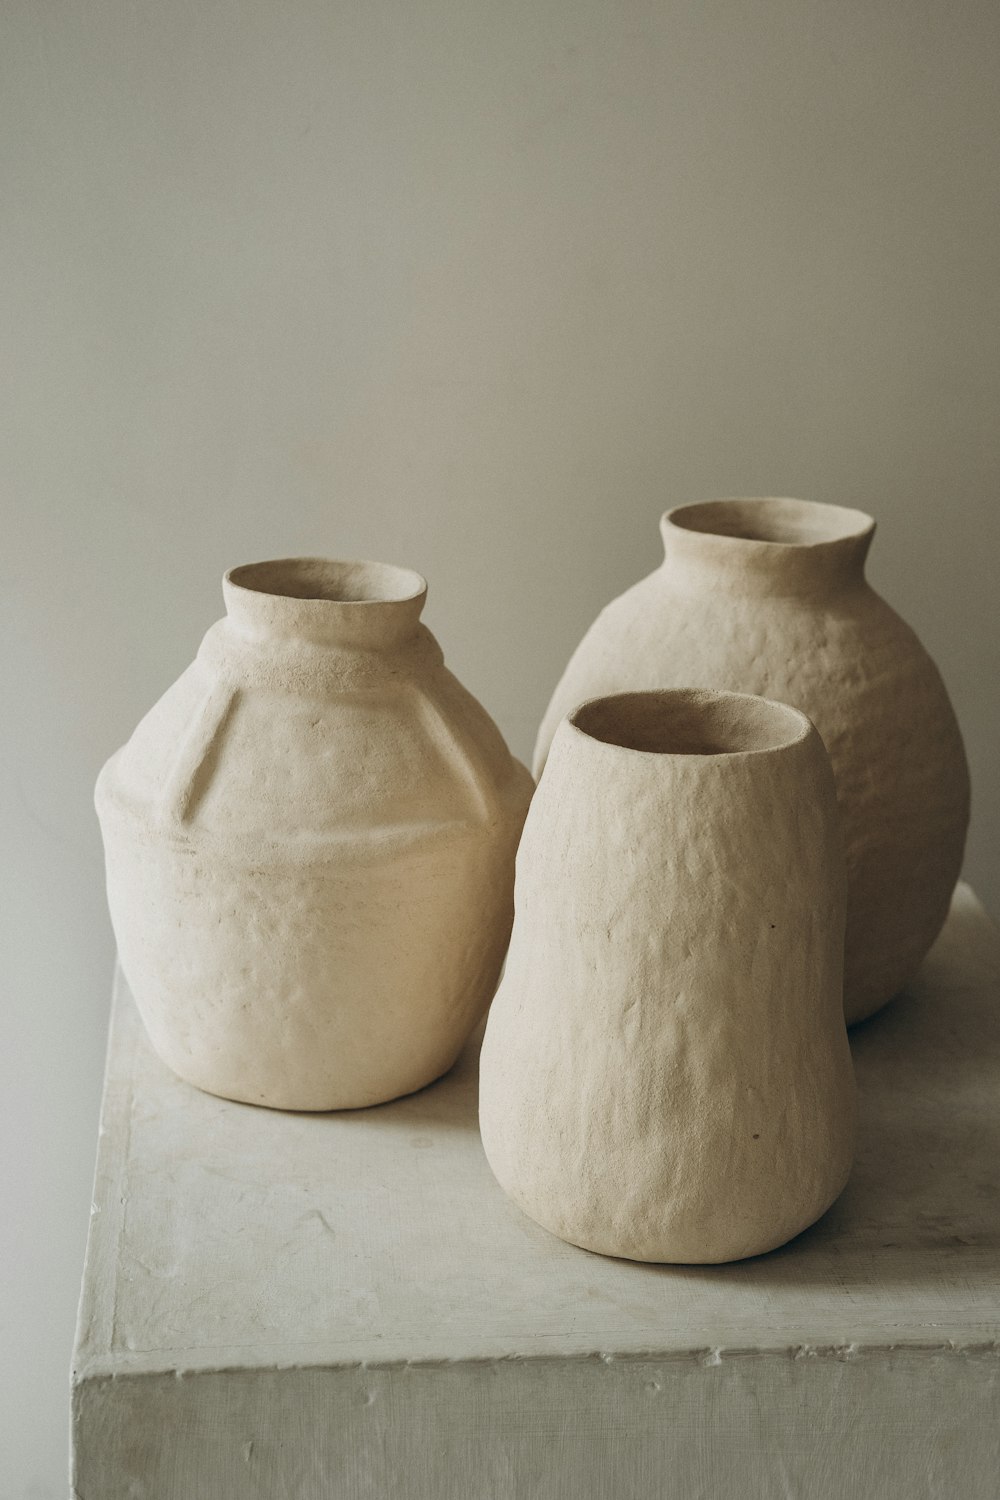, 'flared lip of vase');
662,497,875,554
565,688,815,761
225,556,427,606
222,557,428,647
